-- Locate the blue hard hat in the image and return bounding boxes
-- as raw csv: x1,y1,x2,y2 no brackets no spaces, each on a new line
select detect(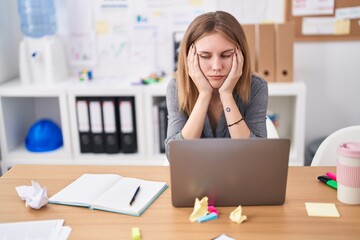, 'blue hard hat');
25,119,63,152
